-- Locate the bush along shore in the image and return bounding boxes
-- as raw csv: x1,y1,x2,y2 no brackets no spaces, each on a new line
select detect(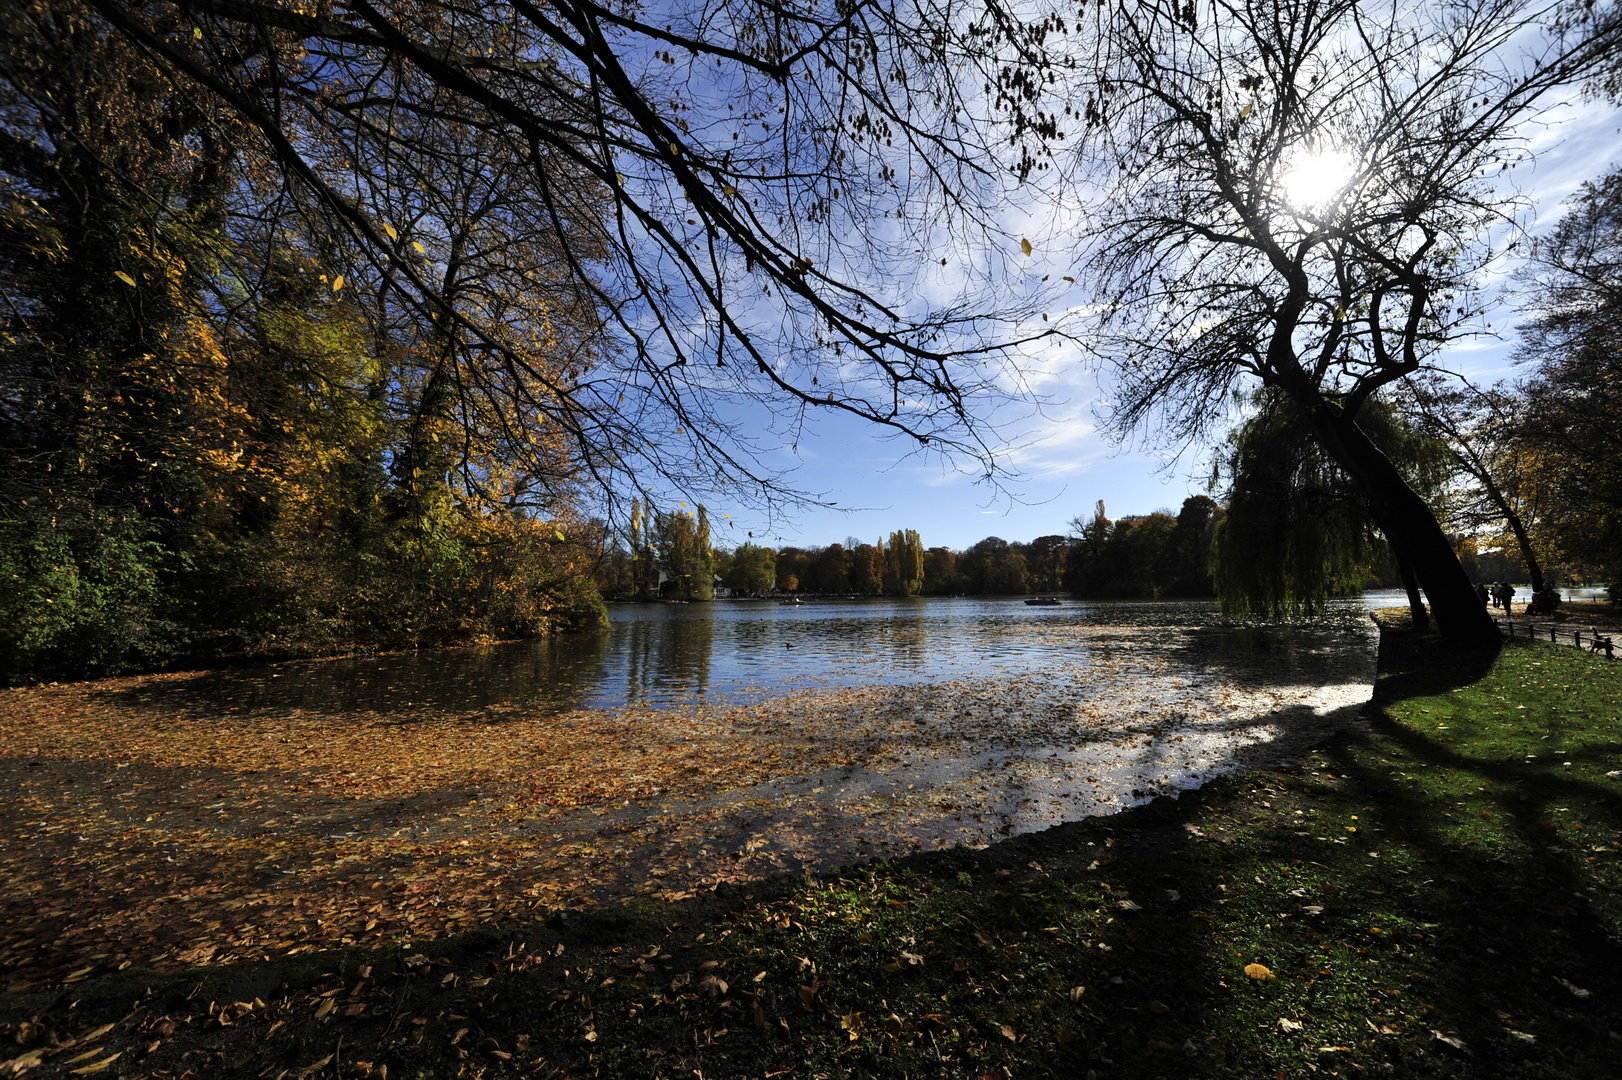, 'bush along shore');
4,611,1621,1079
